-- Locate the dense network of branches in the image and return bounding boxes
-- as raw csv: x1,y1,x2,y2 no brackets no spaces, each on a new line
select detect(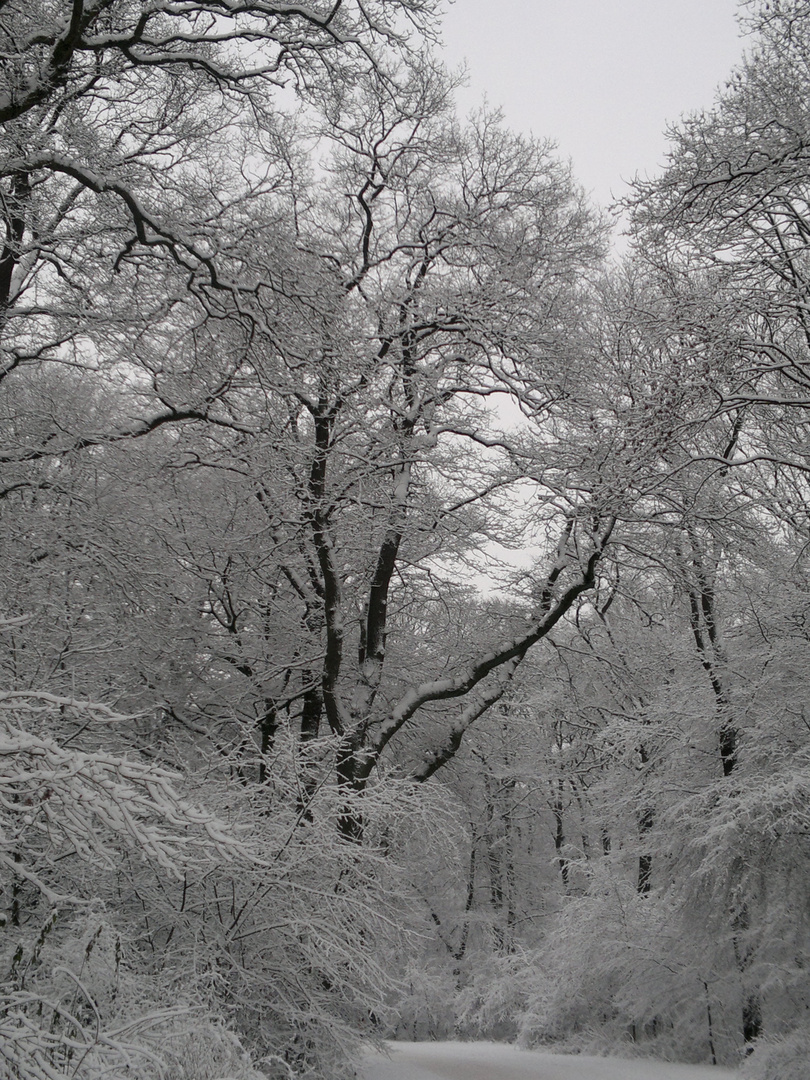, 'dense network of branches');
2,2,810,1078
